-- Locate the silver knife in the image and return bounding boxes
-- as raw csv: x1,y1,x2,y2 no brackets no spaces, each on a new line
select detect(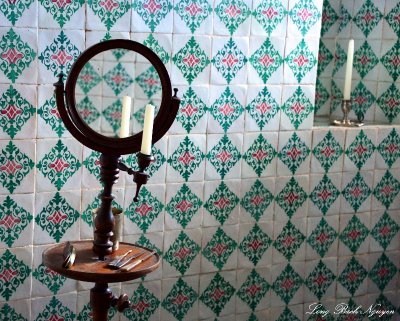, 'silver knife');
120,250,156,272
